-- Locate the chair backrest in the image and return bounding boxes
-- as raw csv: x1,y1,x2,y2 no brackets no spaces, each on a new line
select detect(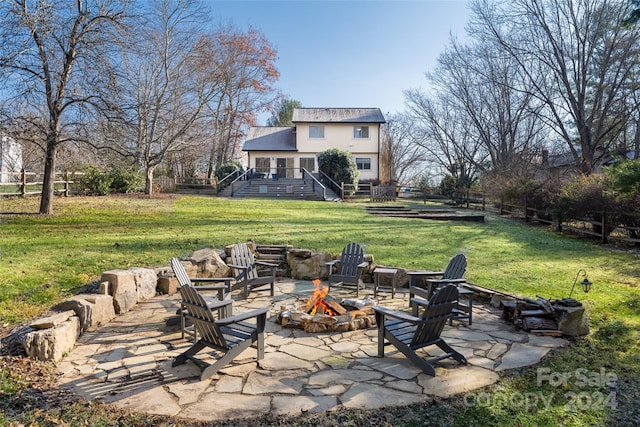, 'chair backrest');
179,284,228,348
230,243,259,281
442,254,466,280
171,257,192,287
412,284,458,346
337,242,365,277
